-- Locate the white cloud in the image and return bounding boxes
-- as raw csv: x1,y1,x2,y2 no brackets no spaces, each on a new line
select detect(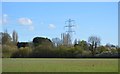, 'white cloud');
18,17,35,31
3,14,8,24
49,24,56,29
18,17,32,25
